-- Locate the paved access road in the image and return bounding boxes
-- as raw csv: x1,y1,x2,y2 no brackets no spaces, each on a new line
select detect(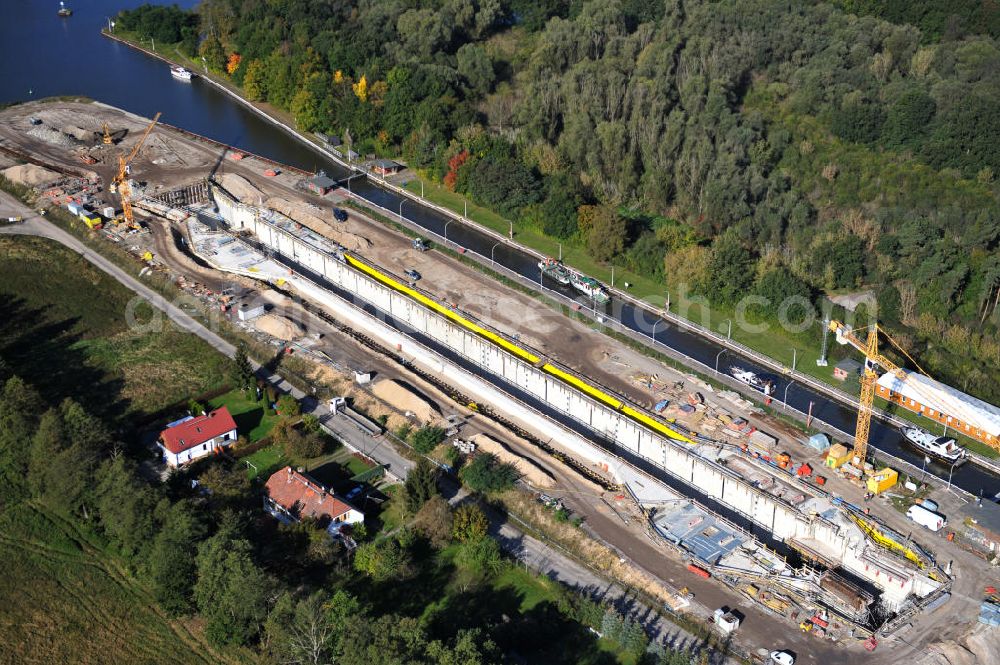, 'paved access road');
0,192,721,661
